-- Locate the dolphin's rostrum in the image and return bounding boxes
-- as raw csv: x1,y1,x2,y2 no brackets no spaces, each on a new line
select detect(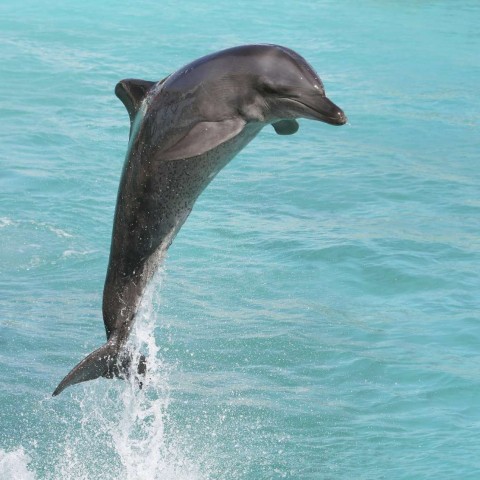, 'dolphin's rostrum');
53,44,347,396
